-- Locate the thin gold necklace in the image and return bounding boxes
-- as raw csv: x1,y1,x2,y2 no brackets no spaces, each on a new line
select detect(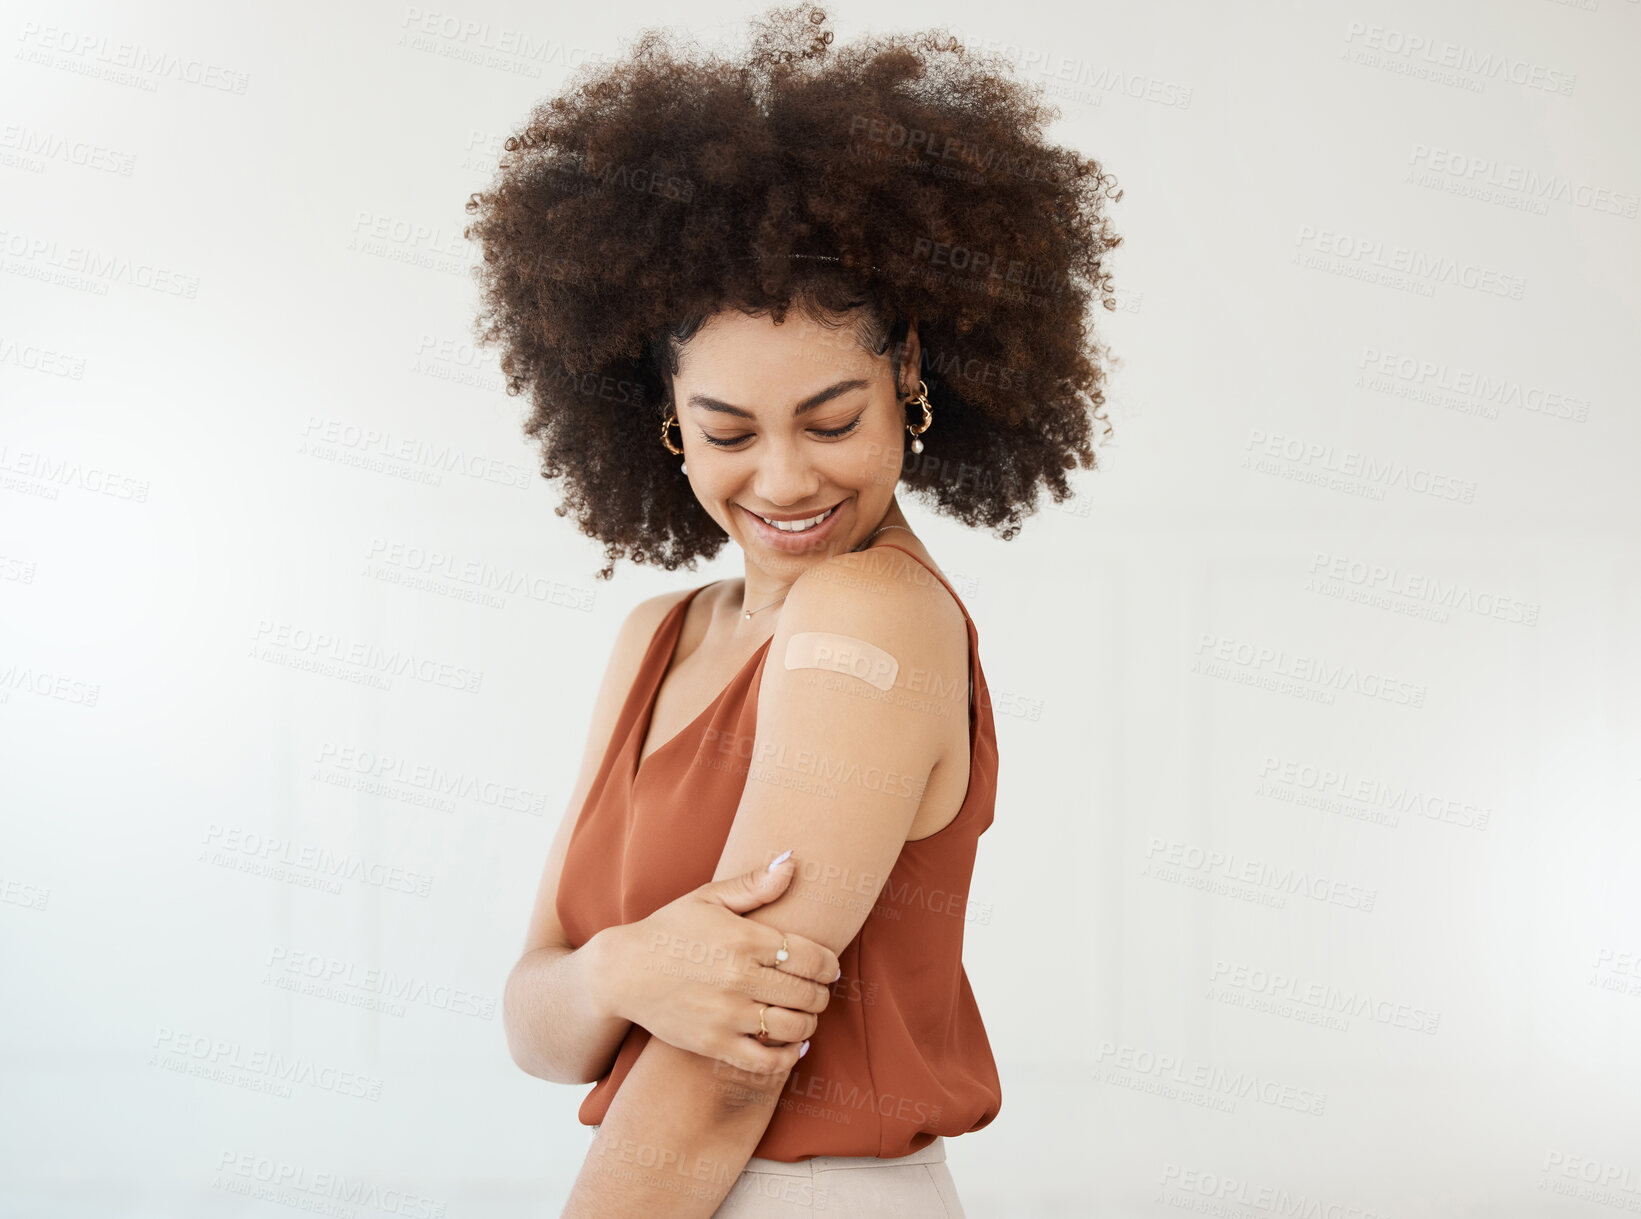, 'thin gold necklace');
740,524,918,620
